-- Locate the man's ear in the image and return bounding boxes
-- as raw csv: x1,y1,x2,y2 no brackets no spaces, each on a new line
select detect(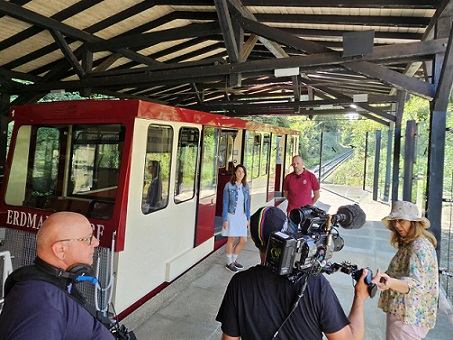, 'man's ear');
51,242,67,260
